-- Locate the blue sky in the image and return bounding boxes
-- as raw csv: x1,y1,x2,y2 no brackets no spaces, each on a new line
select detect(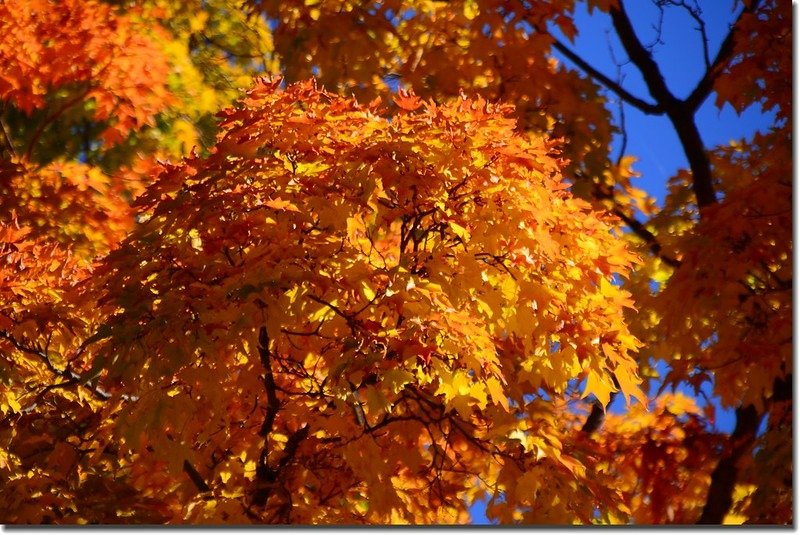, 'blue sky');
469,2,777,524
558,1,777,206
